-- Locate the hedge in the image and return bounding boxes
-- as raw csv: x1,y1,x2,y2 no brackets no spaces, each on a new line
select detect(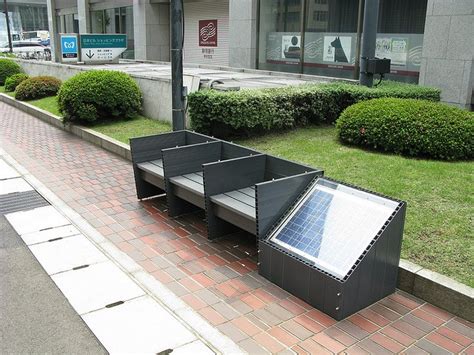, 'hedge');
0,59,22,86
58,70,142,124
15,76,62,101
336,98,473,160
4,73,28,92
188,81,441,137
